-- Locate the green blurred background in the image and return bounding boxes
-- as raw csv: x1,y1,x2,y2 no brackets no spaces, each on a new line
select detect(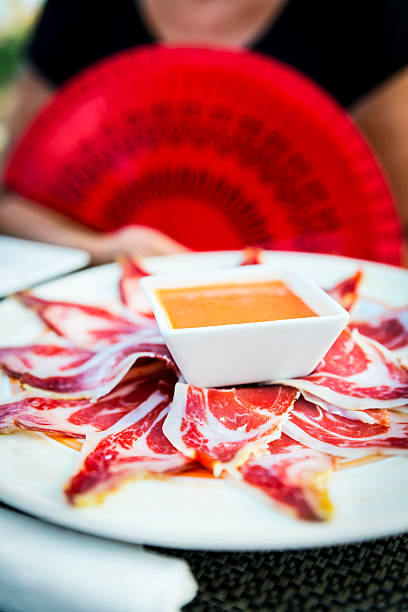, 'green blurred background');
0,0,43,151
